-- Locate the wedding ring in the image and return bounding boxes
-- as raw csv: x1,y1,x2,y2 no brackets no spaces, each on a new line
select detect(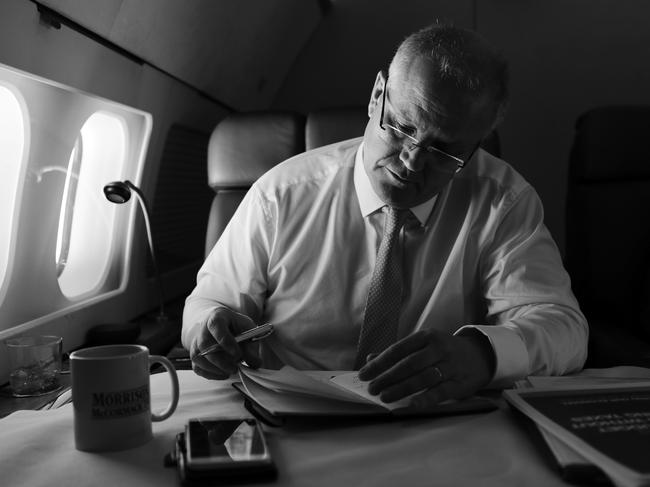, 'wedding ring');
433,366,444,382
